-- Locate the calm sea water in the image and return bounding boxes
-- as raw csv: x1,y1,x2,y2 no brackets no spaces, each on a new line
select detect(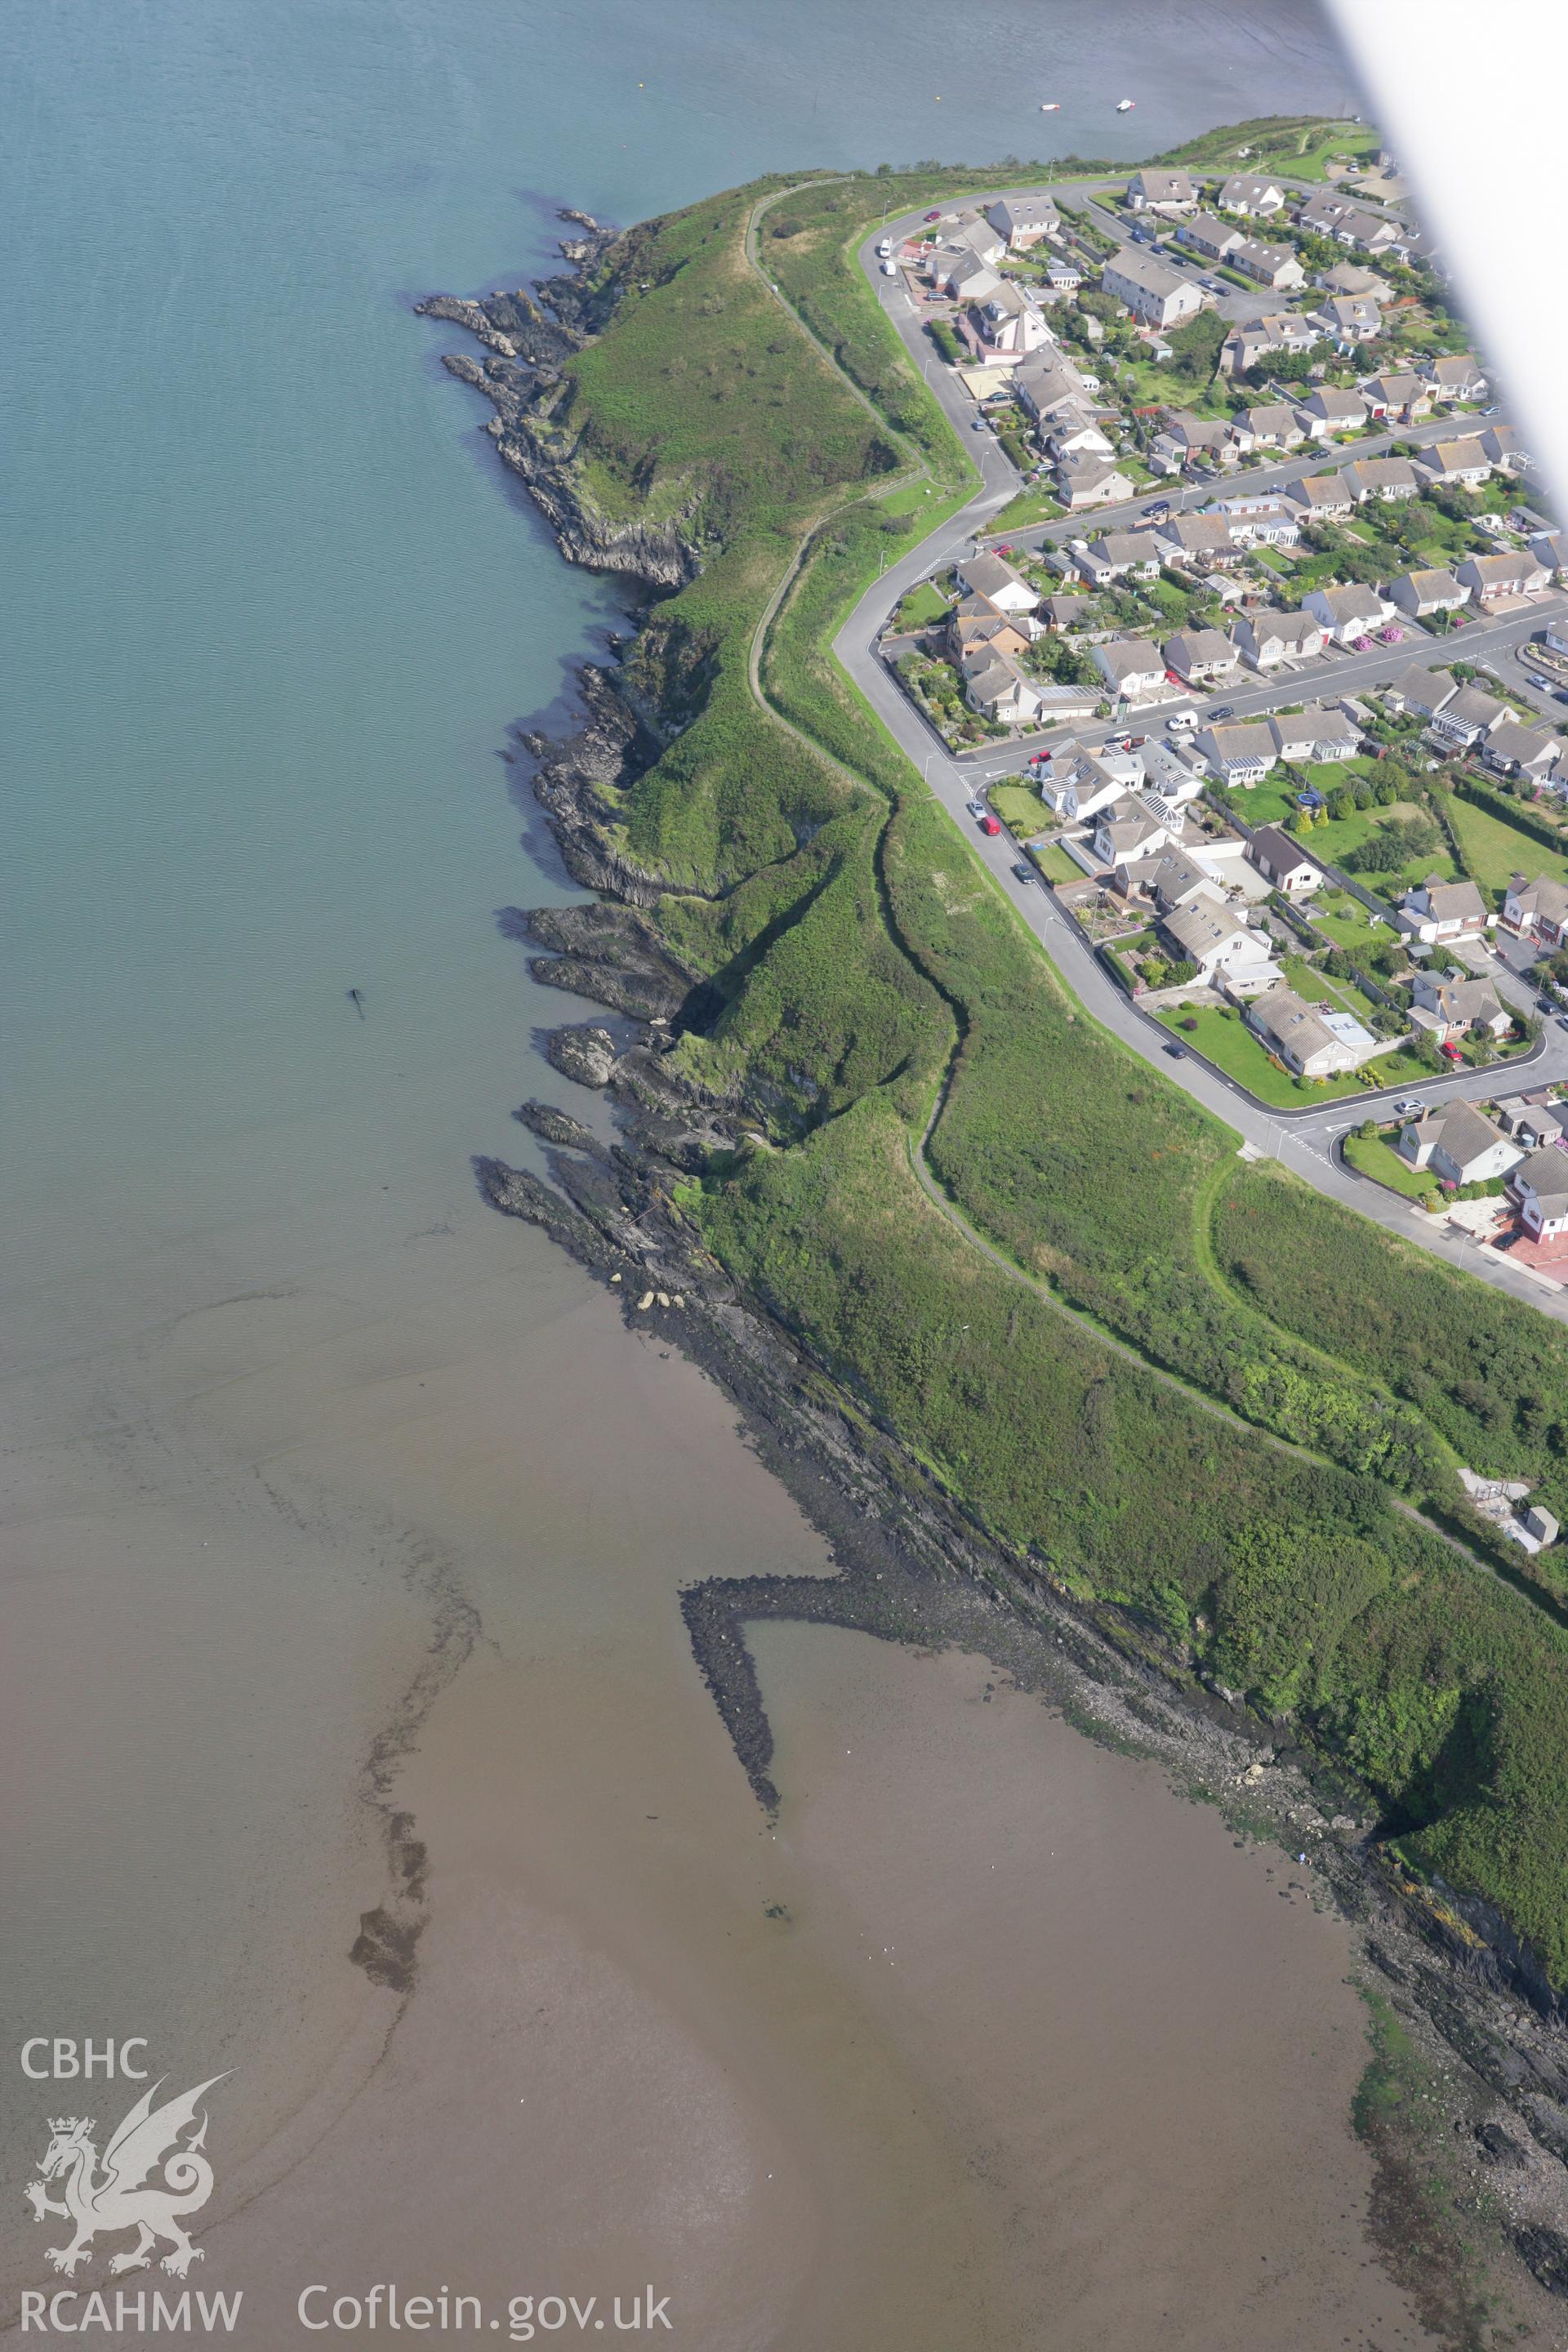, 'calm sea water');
1,0,1350,1314
2,3,1386,2335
